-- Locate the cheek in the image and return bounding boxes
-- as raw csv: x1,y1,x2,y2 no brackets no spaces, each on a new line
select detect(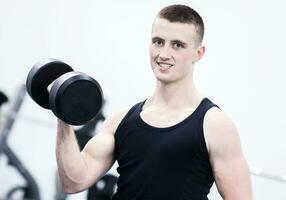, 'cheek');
149,46,159,63
149,46,156,67
179,52,194,65
149,45,156,57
